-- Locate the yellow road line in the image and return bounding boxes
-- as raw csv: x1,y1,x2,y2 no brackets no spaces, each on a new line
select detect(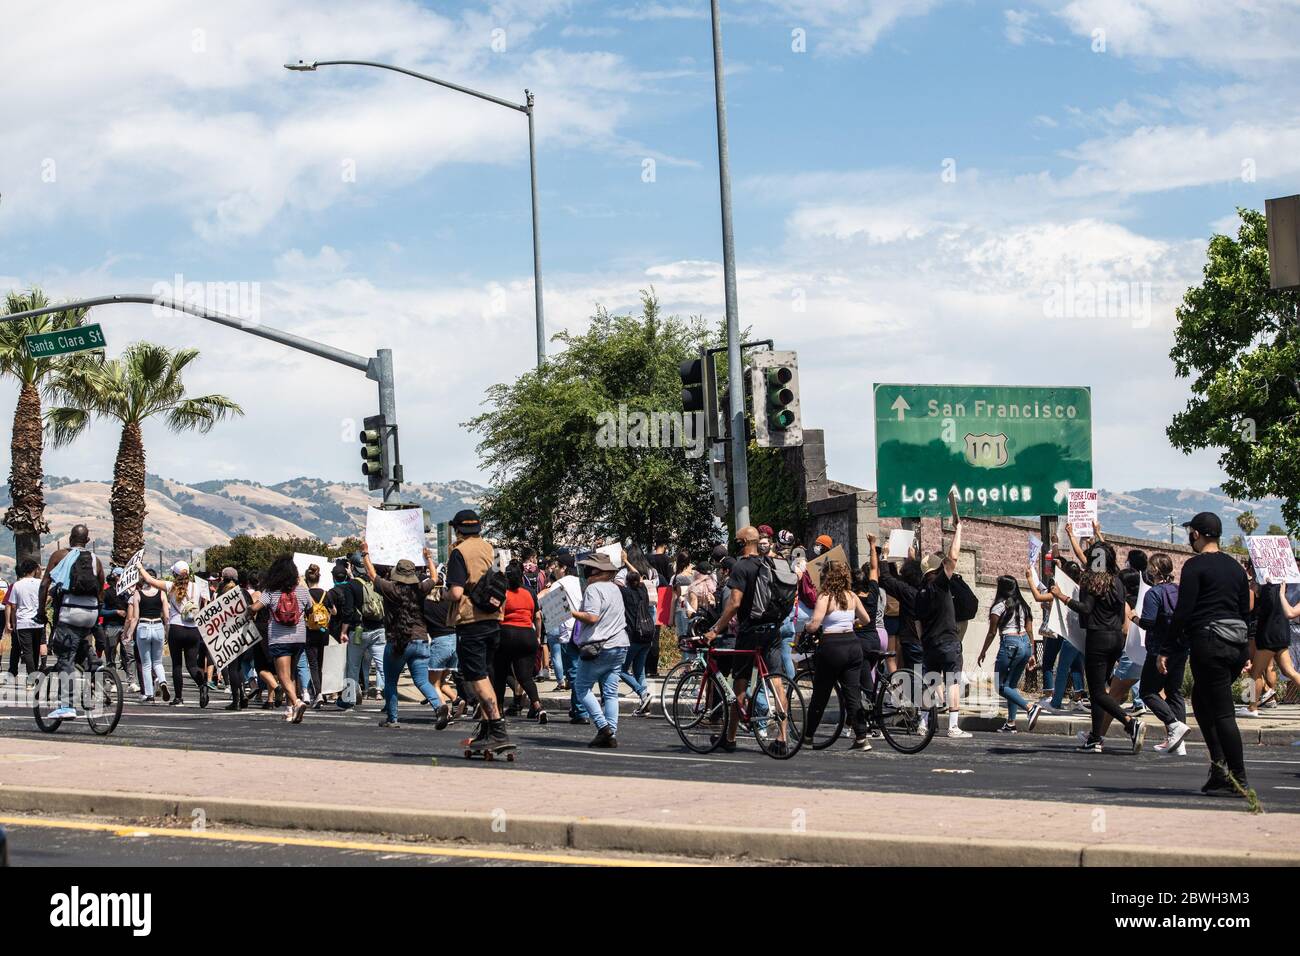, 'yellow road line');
0,814,689,867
